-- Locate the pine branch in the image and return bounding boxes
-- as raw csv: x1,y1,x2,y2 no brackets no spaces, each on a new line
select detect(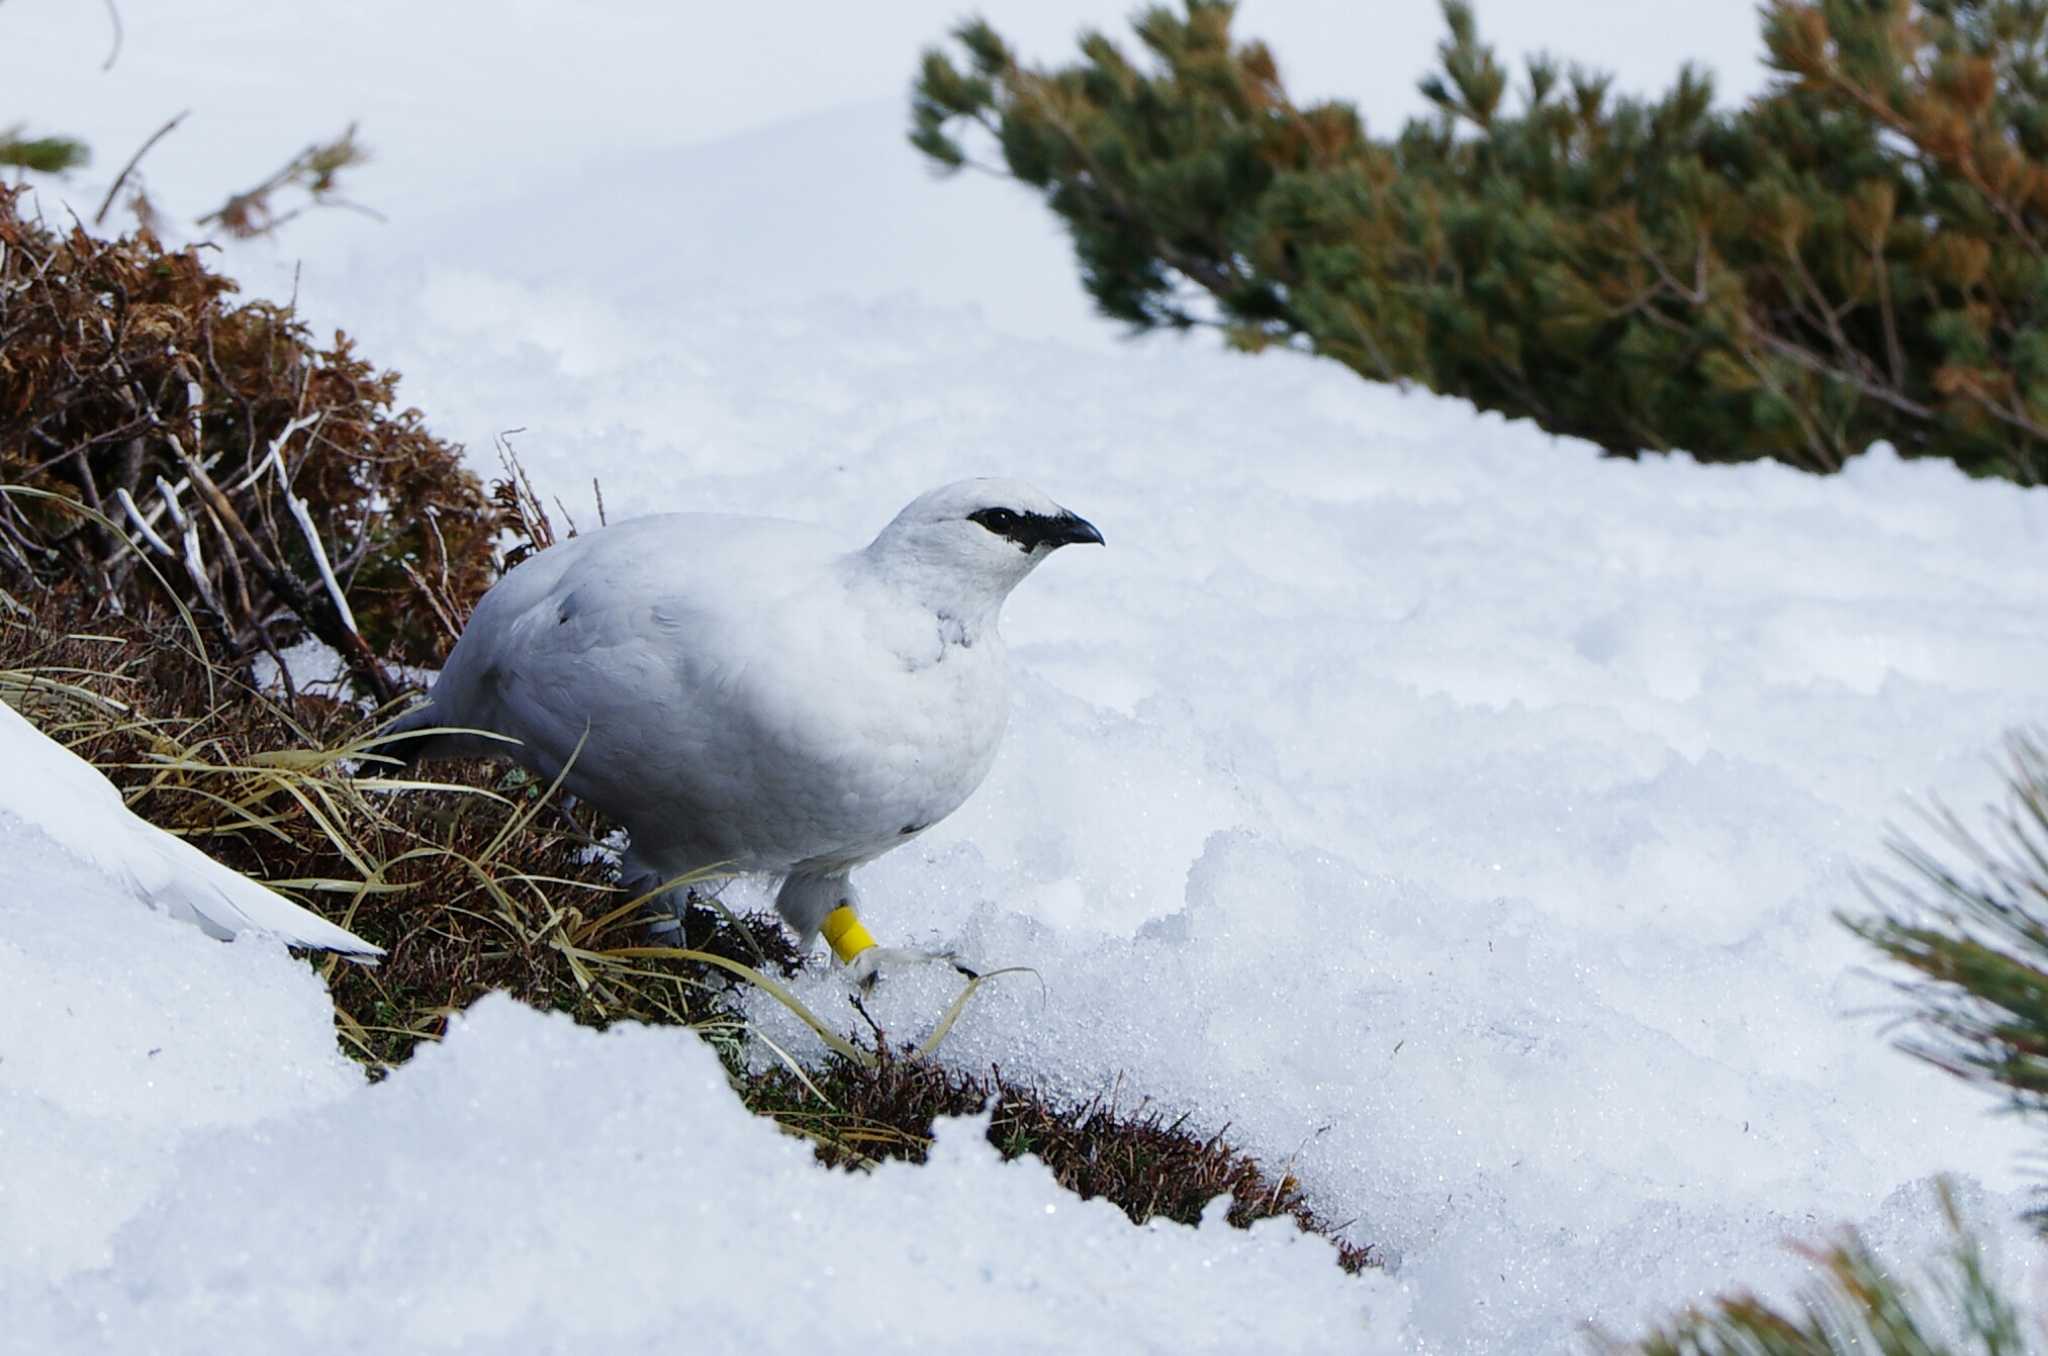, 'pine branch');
1849,733,2048,1189
1600,1183,2025,1355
